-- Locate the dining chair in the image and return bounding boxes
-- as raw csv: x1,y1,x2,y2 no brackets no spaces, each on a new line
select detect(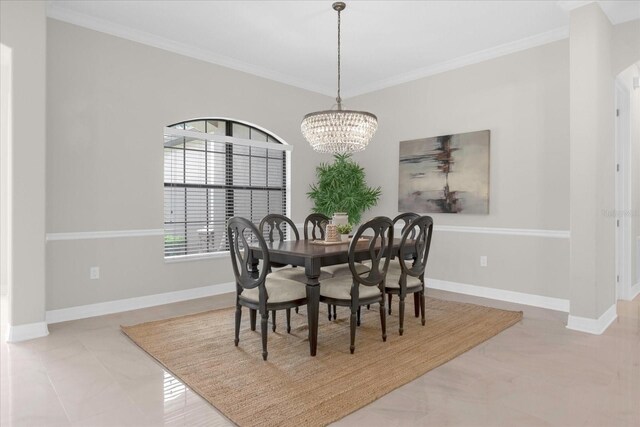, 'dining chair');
384,215,433,335
260,214,299,329
390,212,420,270
260,214,332,321
303,213,330,240
318,216,394,354
386,212,420,314
228,217,307,361
304,213,360,321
